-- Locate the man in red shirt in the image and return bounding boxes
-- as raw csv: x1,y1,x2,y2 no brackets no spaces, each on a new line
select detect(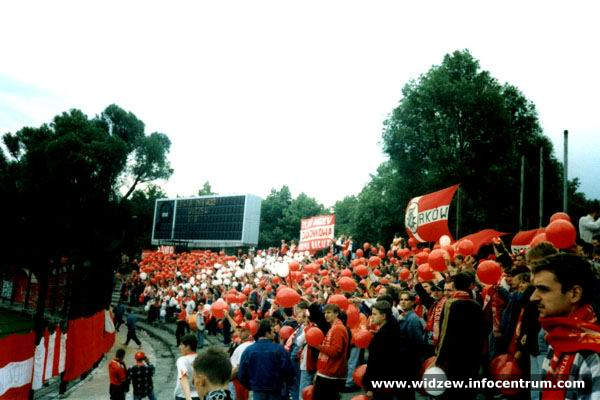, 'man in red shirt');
313,304,349,400
108,348,128,400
